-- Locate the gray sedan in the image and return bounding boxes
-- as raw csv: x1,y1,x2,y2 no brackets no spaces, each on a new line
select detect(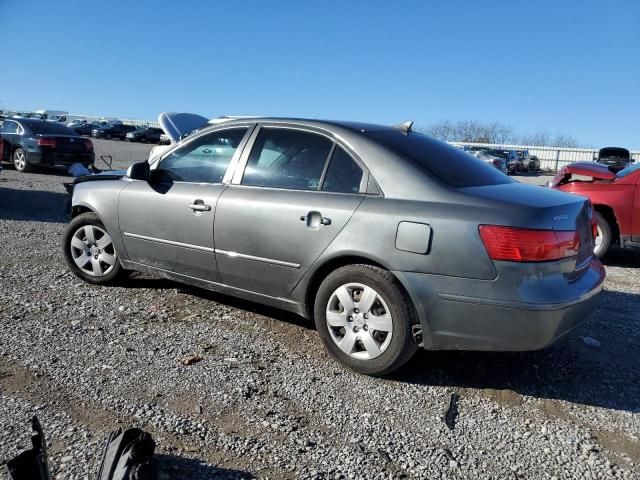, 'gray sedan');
62,117,605,375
